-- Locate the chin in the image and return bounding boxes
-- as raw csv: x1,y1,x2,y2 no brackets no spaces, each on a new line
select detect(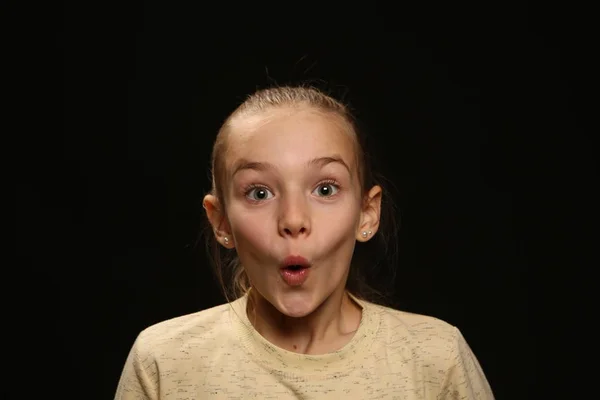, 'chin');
273,291,319,318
